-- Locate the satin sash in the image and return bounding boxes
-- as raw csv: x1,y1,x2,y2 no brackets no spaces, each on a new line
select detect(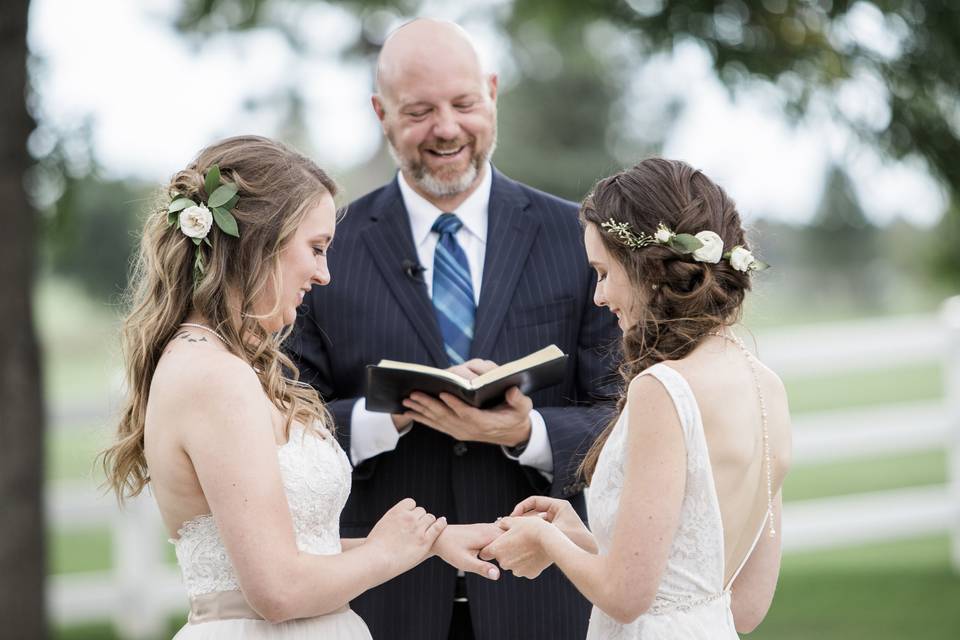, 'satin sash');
188,590,348,624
